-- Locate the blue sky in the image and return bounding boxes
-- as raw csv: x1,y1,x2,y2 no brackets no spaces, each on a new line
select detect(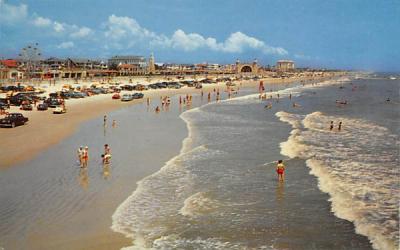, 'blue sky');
0,0,399,71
